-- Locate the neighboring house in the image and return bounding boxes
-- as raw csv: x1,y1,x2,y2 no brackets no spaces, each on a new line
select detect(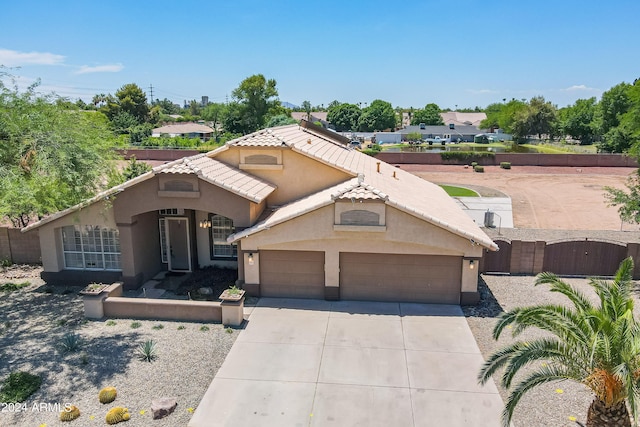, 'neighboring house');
152,123,214,142
400,112,487,128
376,125,483,143
440,112,487,127
24,122,497,304
291,112,329,127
